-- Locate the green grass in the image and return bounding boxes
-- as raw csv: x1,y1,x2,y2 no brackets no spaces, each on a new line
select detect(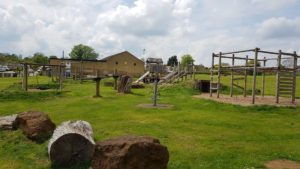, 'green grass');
0,75,300,169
